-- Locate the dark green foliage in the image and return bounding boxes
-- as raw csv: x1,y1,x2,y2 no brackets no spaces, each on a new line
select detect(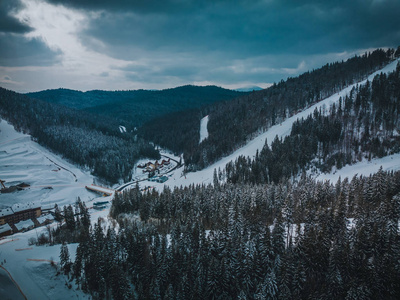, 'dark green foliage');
227,62,400,184
0,87,159,182
27,85,244,127
149,48,393,171
70,170,400,299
